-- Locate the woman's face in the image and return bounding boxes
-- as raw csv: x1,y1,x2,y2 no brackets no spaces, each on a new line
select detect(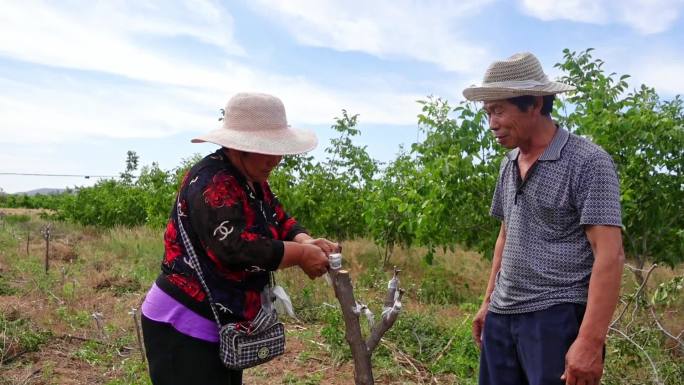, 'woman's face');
240,152,283,182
